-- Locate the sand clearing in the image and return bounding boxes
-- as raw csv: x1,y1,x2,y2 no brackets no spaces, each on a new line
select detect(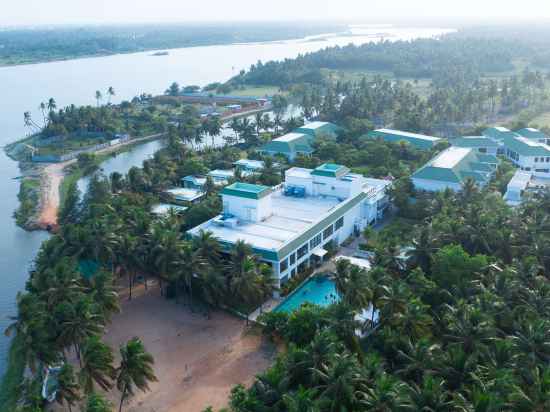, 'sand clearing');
102,285,275,412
